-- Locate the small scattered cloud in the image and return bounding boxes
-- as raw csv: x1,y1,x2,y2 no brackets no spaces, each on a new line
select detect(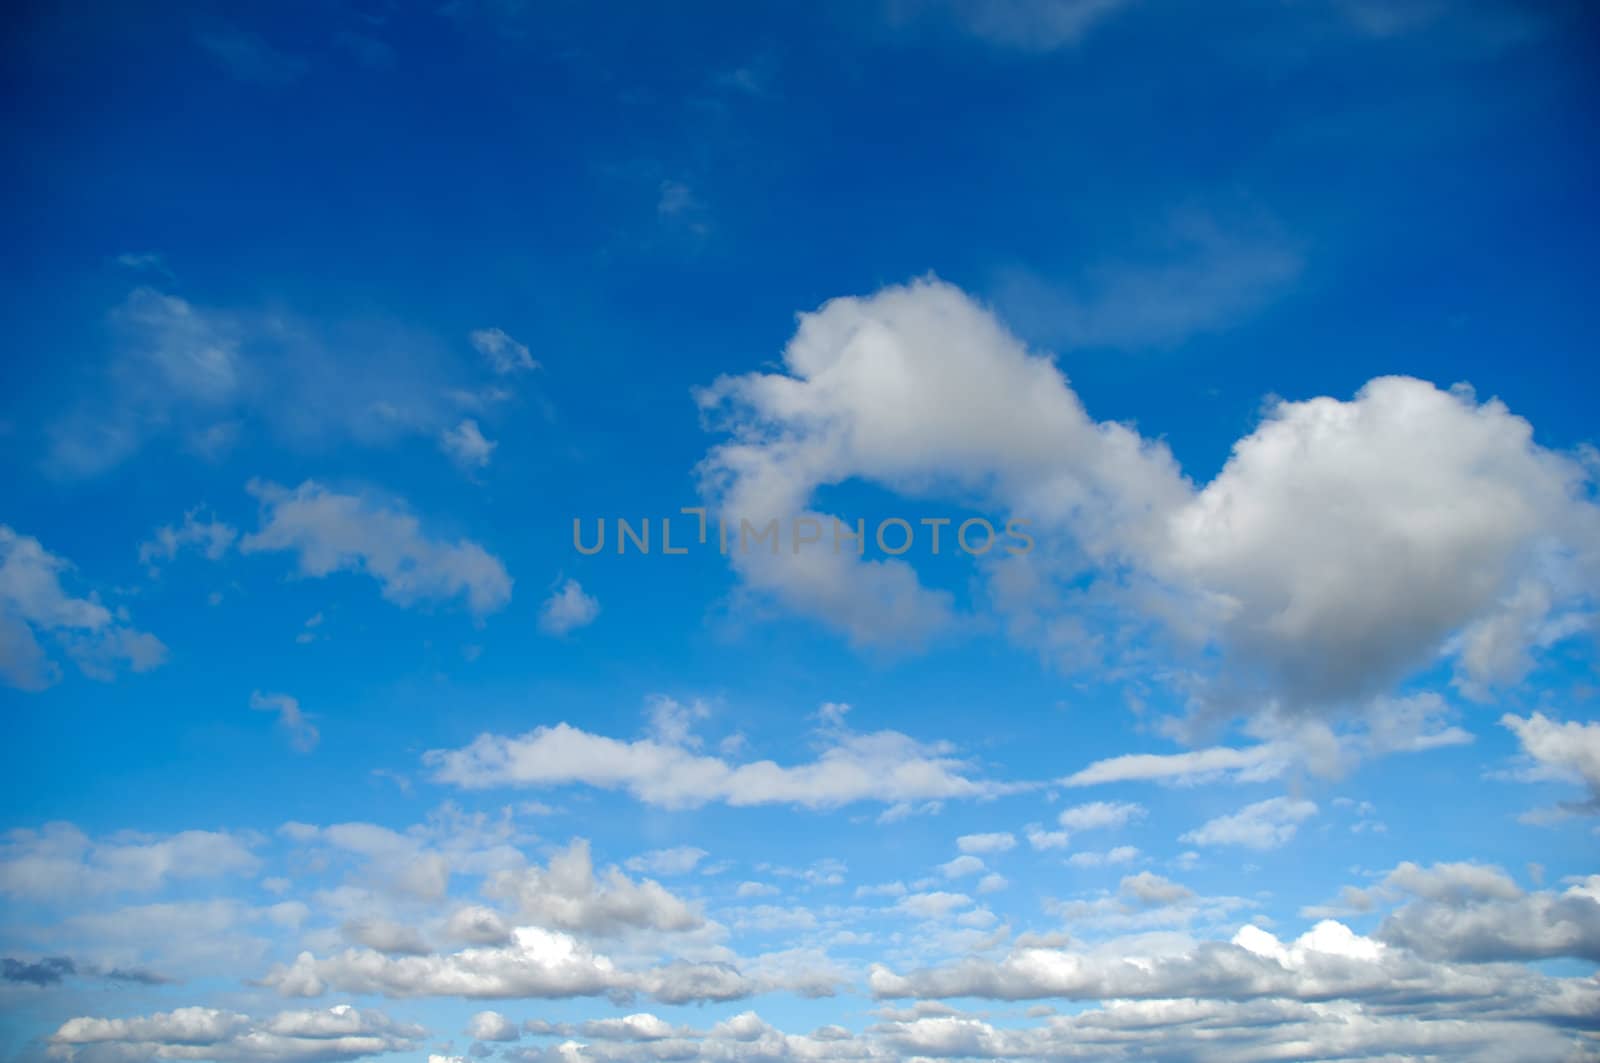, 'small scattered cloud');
139,508,238,573
1,526,166,691
1181,797,1318,851
625,847,709,877
470,328,539,375
1058,801,1146,832
250,691,320,753
440,418,497,471
240,480,513,617
538,578,600,636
